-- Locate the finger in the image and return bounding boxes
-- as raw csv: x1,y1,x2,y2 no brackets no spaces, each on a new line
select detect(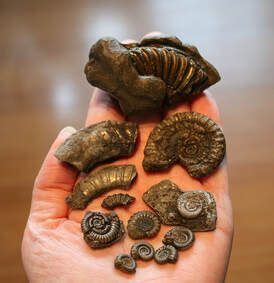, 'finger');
141,30,165,41
30,127,78,222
